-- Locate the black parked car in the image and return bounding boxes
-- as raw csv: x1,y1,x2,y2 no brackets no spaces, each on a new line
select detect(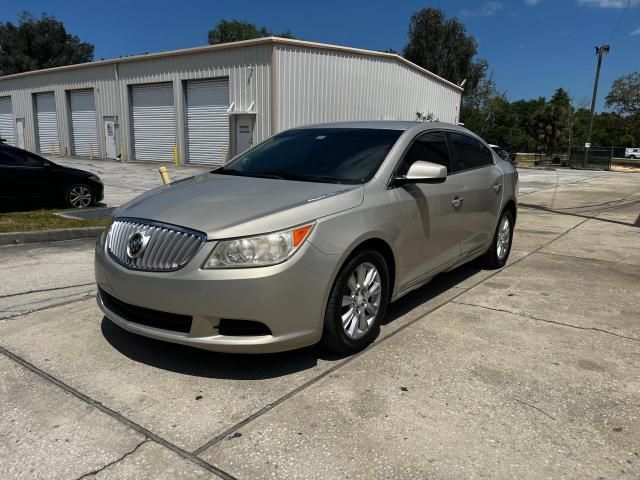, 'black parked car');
0,144,104,209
